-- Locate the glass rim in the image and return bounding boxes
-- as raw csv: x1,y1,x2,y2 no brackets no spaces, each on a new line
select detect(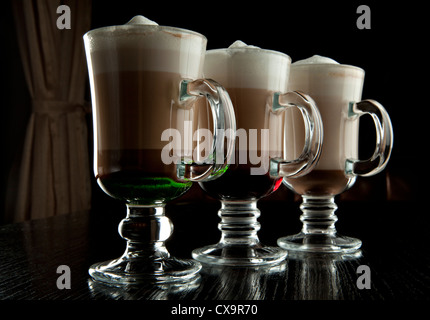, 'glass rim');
291,62,365,74
83,24,207,42
206,47,292,62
